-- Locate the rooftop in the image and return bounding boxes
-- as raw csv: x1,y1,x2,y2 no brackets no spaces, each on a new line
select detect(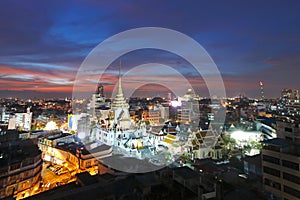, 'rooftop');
76,172,98,186
173,166,200,180
262,138,300,156
46,132,72,140
135,173,160,186
82,144,111,155
261,138,291,147
0,139,41,168
244,154,262,166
